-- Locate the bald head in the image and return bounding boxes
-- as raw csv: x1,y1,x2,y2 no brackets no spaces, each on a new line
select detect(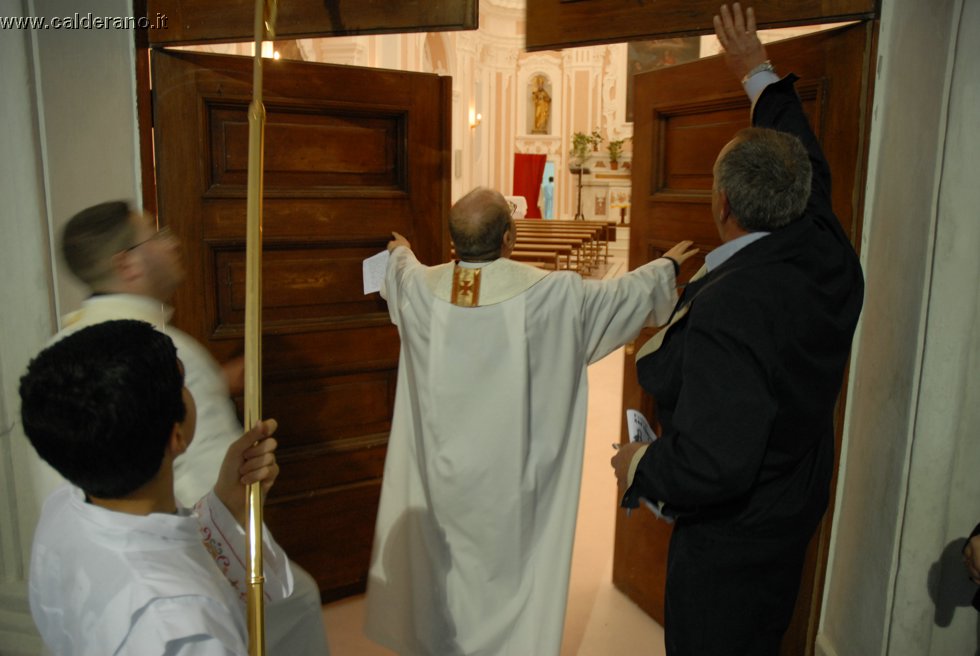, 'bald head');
449,187,514,261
